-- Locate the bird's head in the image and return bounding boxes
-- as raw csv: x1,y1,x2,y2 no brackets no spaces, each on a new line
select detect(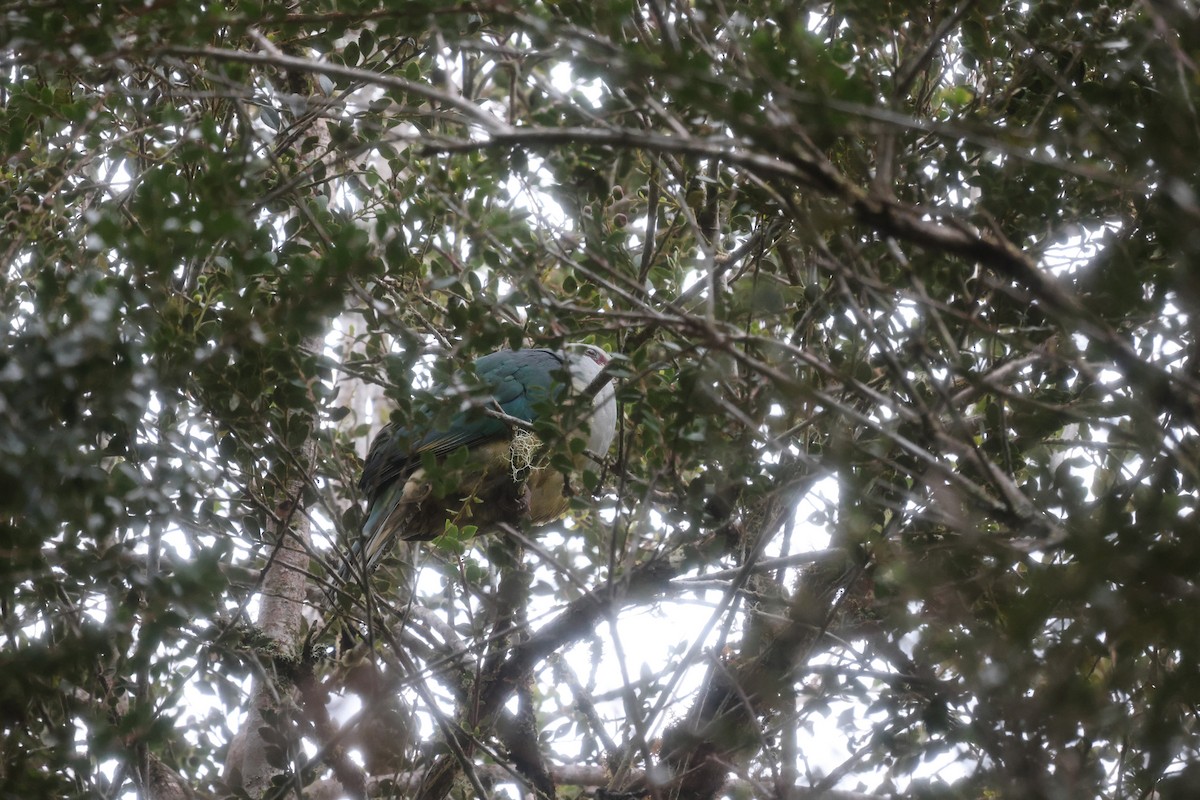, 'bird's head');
566,342,611,370
563,342,612,386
